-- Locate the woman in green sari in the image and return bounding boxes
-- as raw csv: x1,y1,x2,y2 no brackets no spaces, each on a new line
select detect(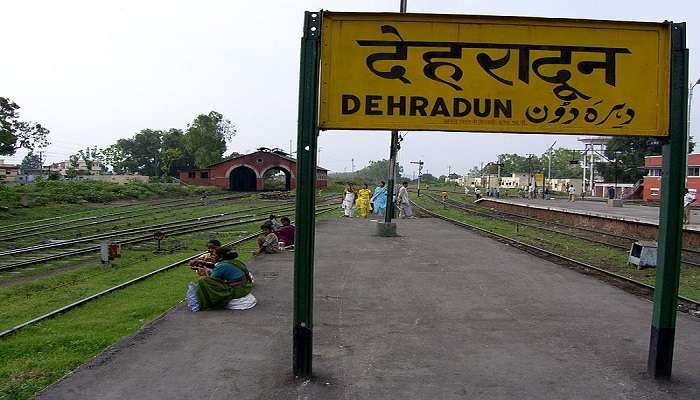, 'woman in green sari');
186,247,256,312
